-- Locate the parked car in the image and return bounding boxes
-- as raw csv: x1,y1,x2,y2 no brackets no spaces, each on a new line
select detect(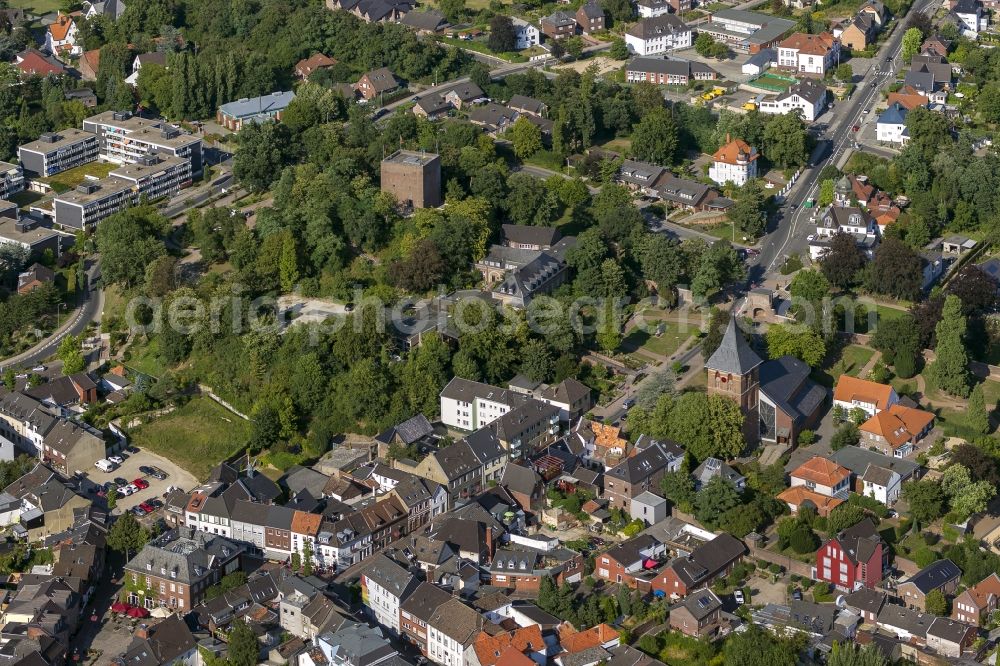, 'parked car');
146,499,163,510
149,468,168,481
792,588,803,601
94,459,115,473
139,466,156,476
126,483,139,494
734,590,745,605
133,478,150,490
622,398,636,409
107,455,124,465
114,477,128,486
138,502,155,513
31,365,45,372
118,485,133,496
125,446,140,454
131,506,147,516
